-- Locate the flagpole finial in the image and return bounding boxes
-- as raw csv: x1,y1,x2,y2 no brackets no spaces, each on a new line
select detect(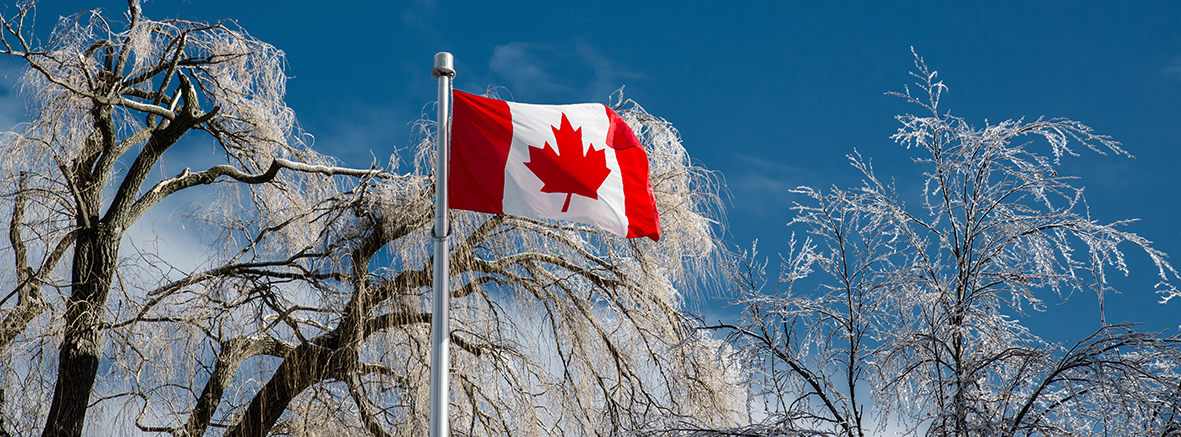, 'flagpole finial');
432,52,455,79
